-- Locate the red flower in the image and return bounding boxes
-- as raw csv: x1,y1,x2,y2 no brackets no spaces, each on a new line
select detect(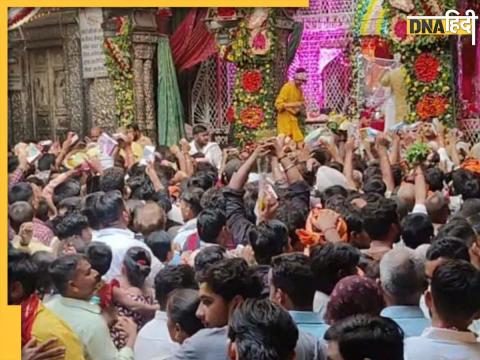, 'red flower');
416,94,447,120
217,8,236,18
241,70,263,93
240,106,264,129
226,106,235,123
415,53,440,83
